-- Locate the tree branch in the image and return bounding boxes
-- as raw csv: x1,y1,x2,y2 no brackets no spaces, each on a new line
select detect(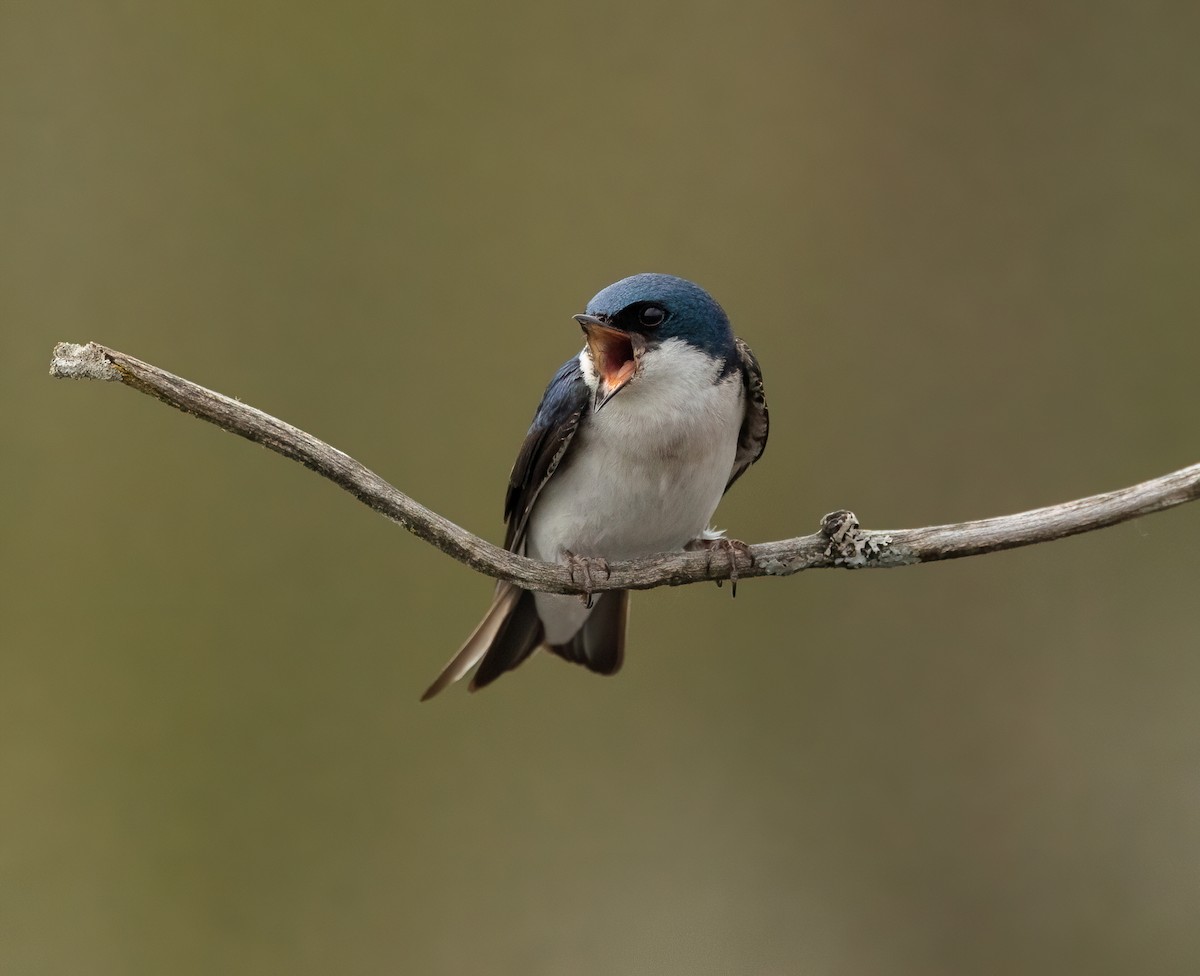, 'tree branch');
50,341,1200,594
